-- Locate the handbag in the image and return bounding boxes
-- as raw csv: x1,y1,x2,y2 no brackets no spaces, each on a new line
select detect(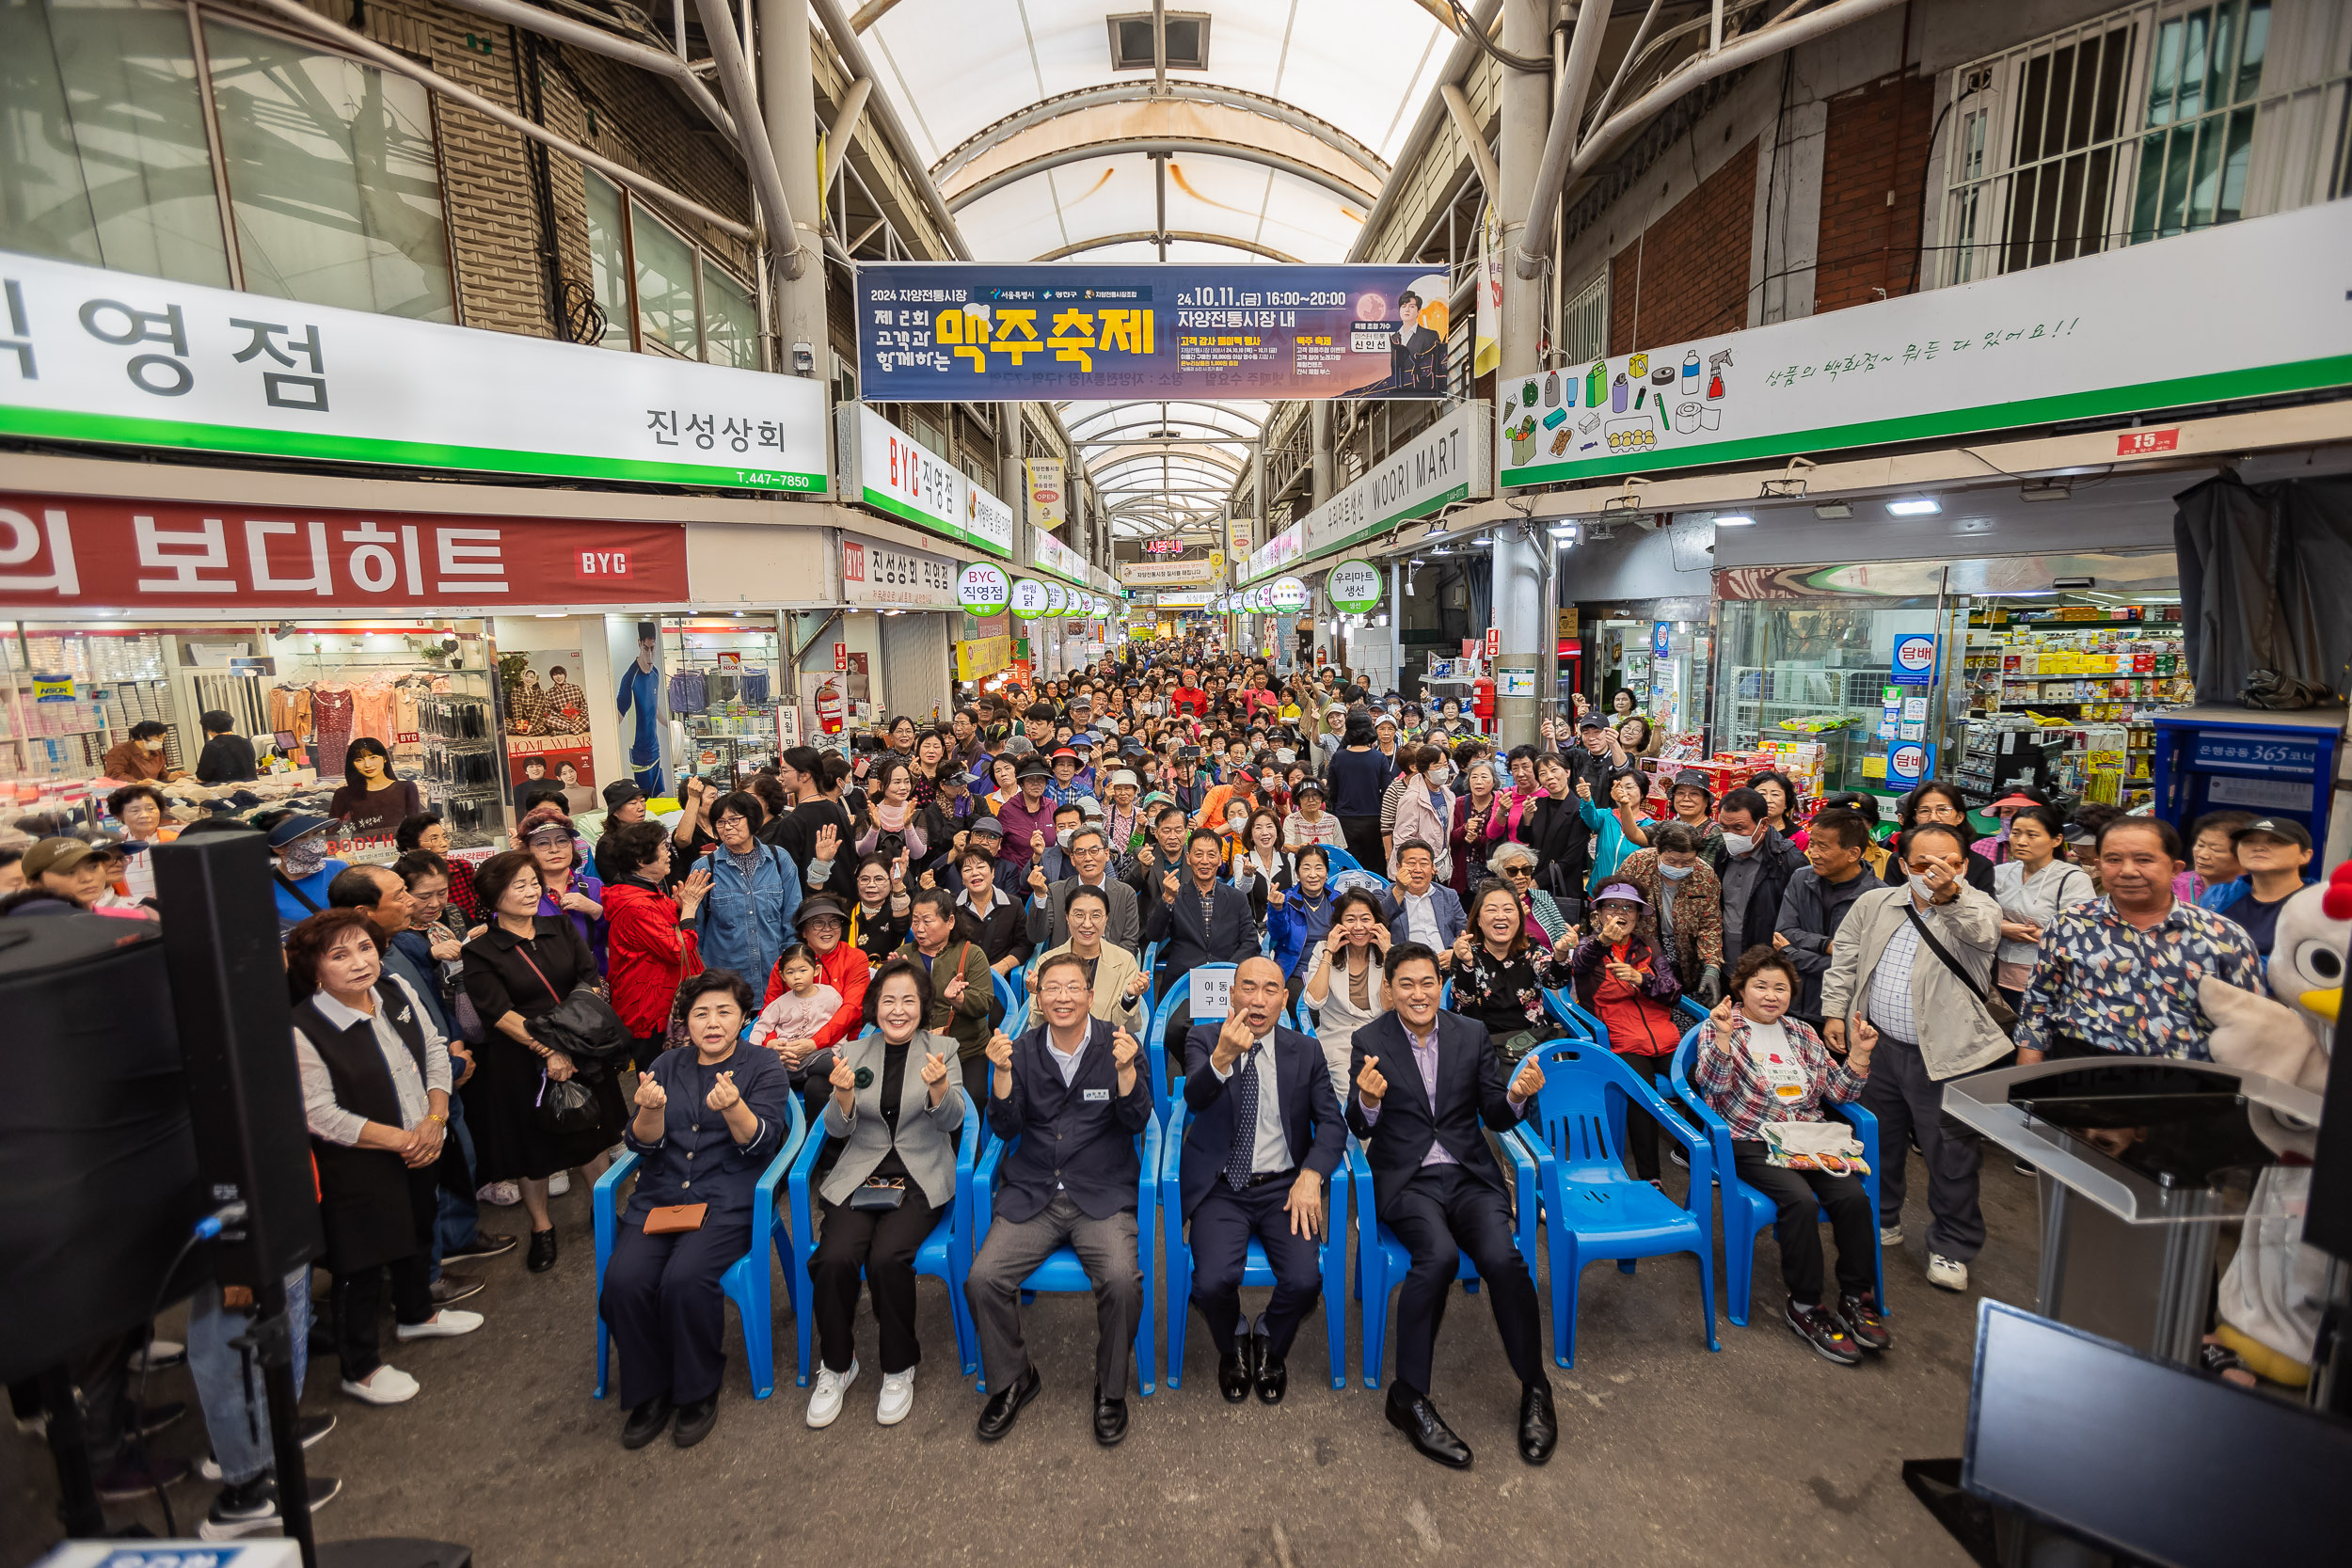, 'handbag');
1901,902,2017,1037
513,943,635,1066
532,1070,600,1134
1762,1120,1871,1175
848,1178,906,1212
644,1203,707,1234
